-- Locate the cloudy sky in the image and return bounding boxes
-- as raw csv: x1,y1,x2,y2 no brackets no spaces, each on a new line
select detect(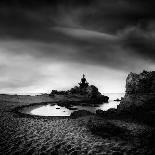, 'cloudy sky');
0,0,155,94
